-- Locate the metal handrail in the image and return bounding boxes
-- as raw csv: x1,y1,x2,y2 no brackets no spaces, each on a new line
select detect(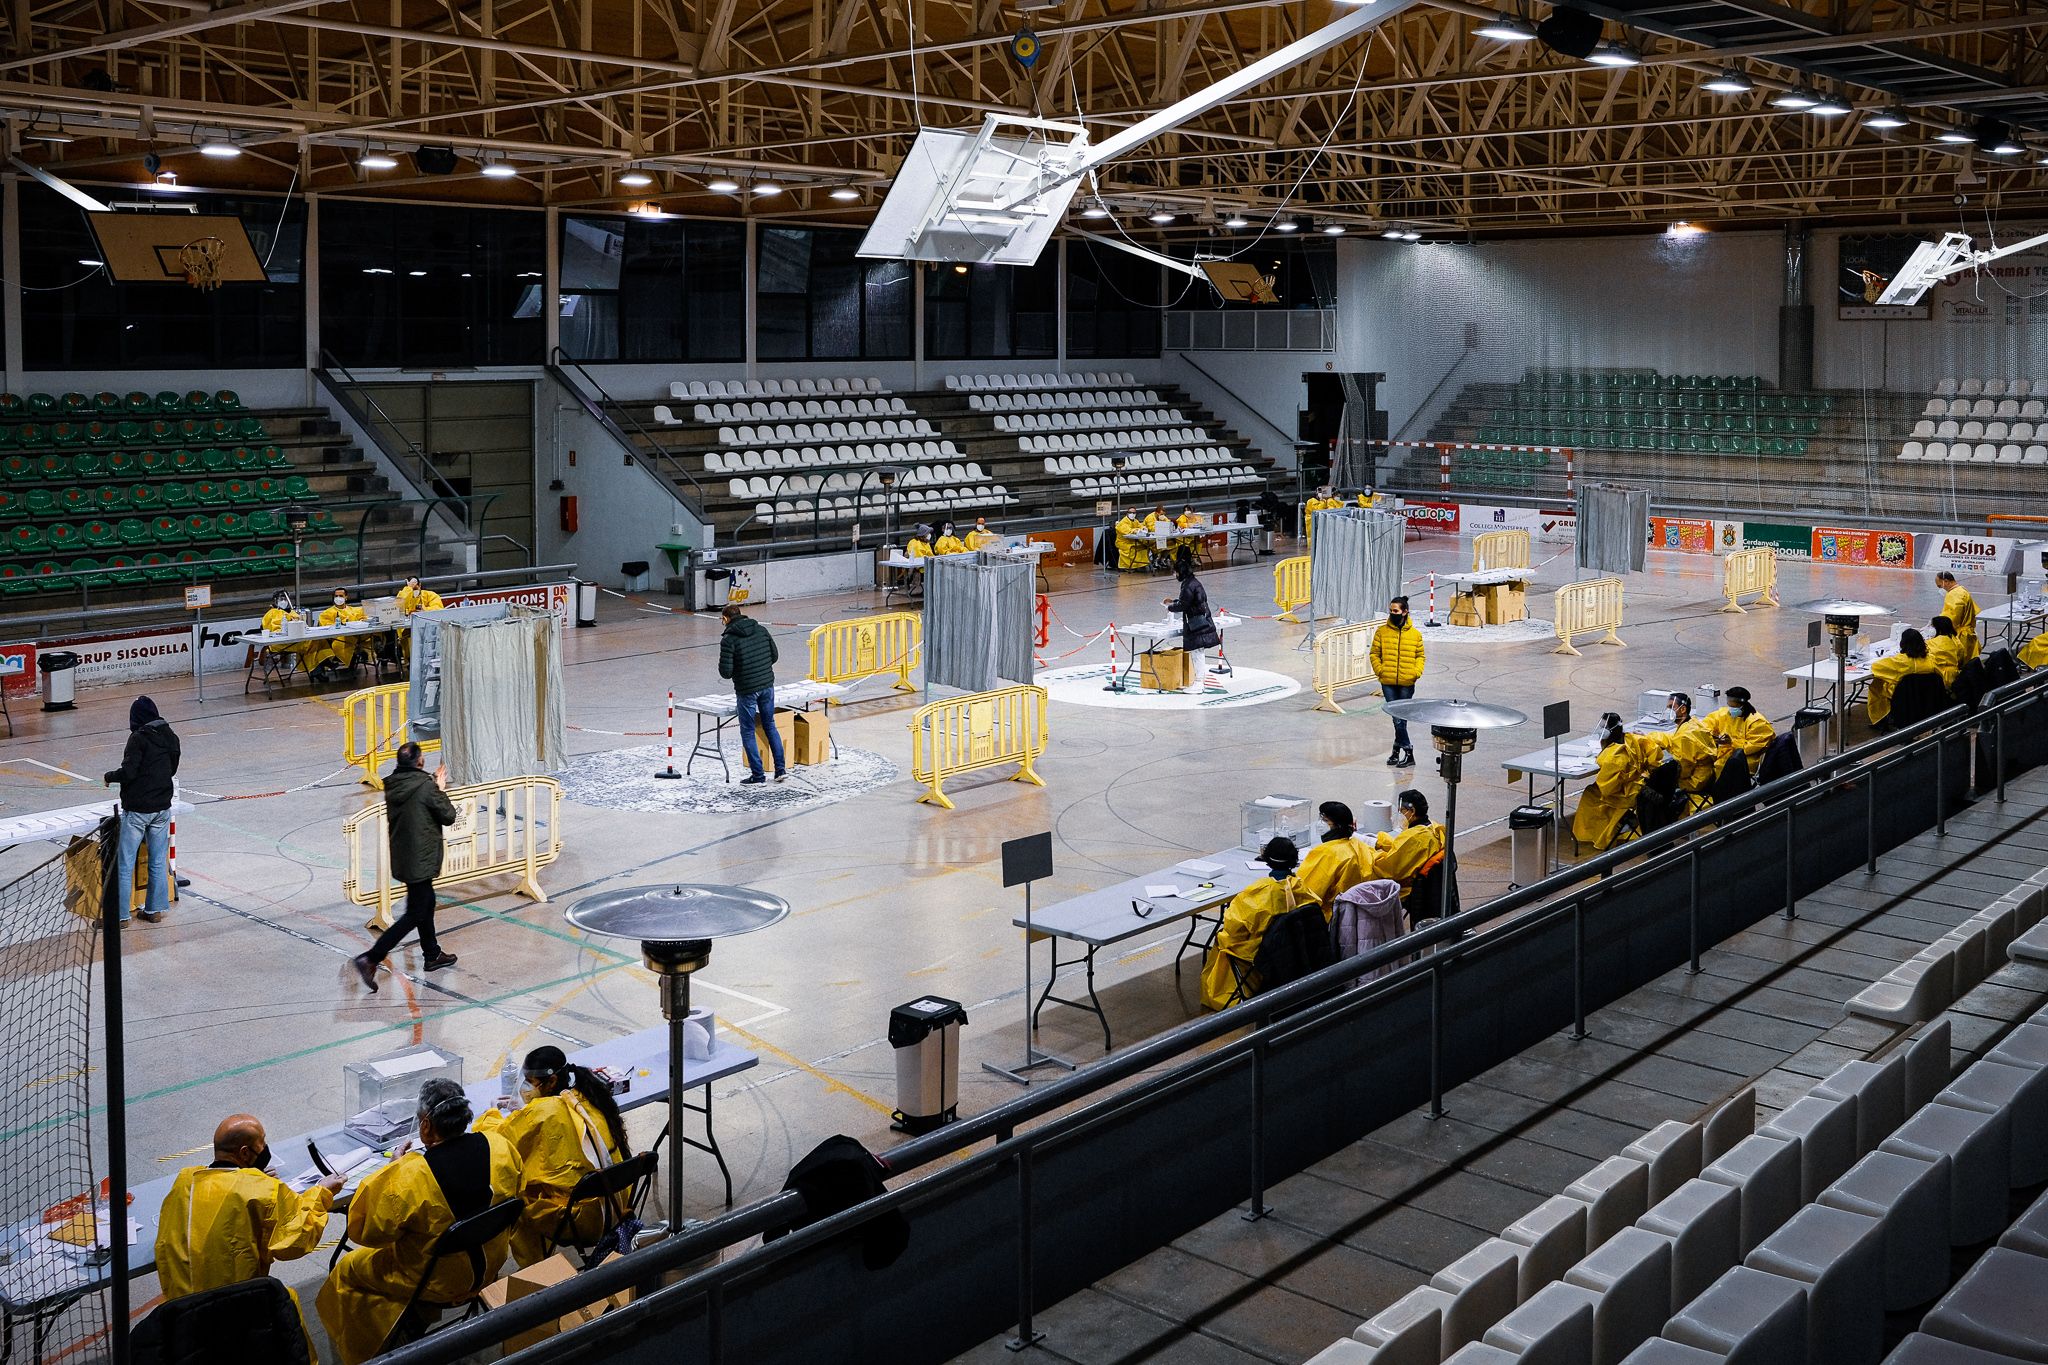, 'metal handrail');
1172,350,1299,449
381,666,2048,1365
312,352,466,508
408,493,506,575
546,348,705,501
